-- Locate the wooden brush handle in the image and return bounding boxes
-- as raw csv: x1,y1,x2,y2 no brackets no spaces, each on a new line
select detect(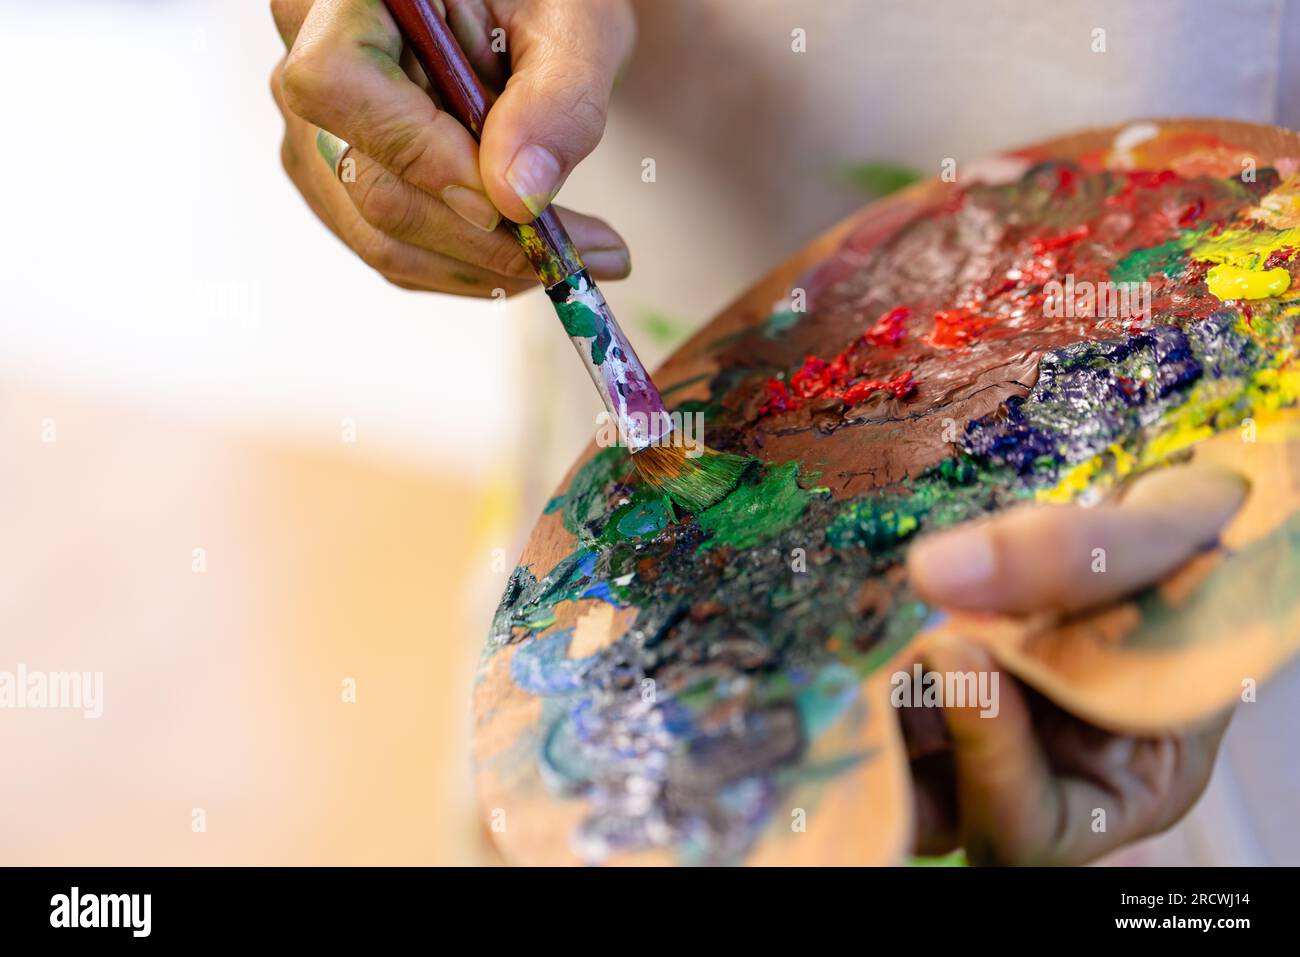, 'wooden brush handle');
381,0,583,286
